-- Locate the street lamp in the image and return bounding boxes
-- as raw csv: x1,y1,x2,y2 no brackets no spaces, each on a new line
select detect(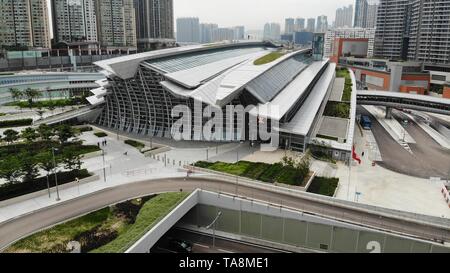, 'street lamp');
102,149,107,183
148,121,153,149
206,211,222,249
52,147,61,202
